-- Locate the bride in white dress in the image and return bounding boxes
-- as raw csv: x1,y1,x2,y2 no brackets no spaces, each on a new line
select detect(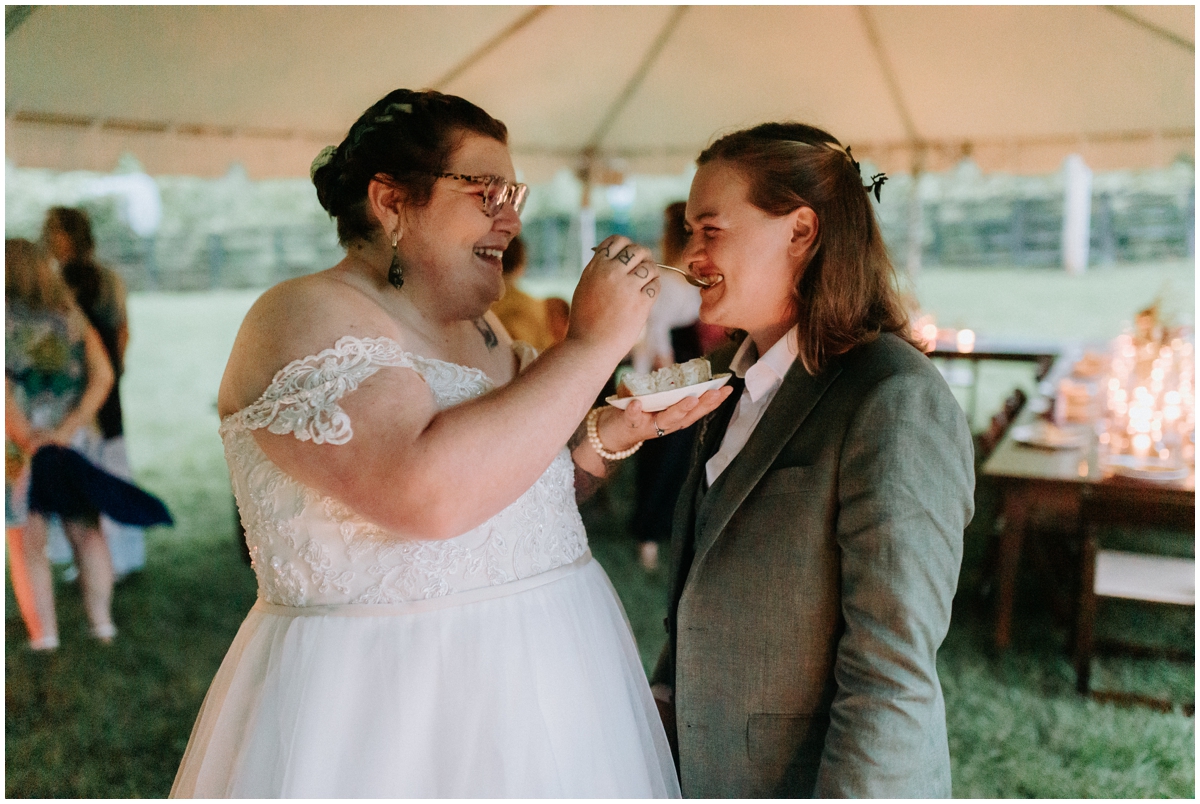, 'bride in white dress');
170,89,731,798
